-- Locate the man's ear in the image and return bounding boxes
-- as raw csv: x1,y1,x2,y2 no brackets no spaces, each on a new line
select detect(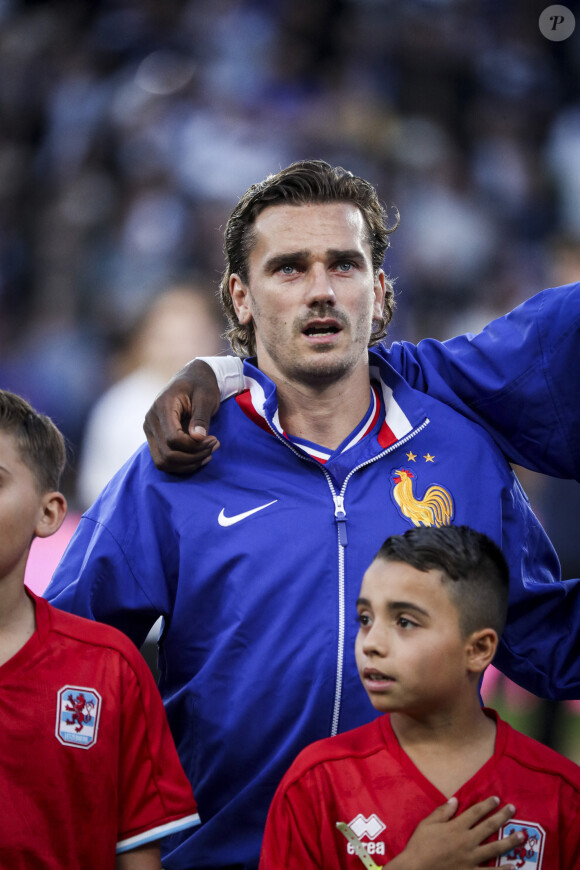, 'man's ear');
465,628,498,675
372,270,386,321
230,274,253,325
35,492,67,539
